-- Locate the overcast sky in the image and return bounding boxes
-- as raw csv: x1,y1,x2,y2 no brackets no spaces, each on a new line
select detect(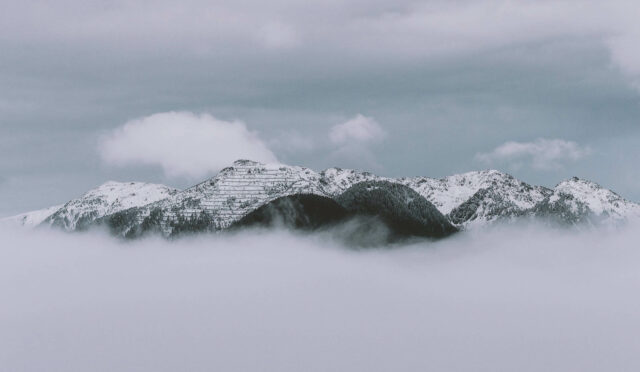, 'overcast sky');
2,0,640,216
